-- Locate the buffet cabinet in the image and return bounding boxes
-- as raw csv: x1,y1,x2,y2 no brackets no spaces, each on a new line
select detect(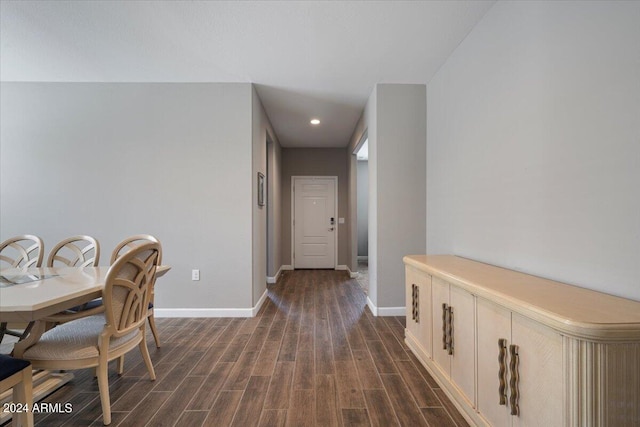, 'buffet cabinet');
404,255,640,427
